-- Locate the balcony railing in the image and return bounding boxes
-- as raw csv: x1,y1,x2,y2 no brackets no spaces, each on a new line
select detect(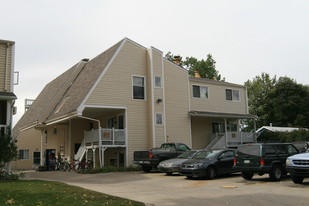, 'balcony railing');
83,128,126,146
101,128,125,145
